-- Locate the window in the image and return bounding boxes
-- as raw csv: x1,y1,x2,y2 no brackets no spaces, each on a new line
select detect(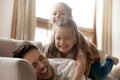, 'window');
35,0,96,45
